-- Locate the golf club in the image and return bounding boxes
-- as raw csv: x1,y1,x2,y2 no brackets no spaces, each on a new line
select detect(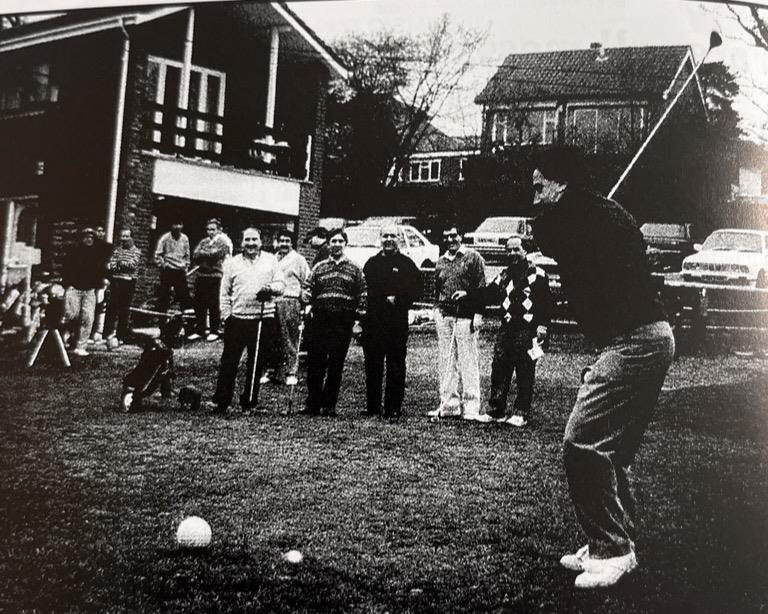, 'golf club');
286,305,310,415
608,31,722,199
245,300,266,407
